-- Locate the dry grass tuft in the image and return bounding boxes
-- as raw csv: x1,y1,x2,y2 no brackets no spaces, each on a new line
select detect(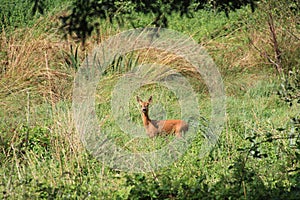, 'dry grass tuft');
0,26,74,103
